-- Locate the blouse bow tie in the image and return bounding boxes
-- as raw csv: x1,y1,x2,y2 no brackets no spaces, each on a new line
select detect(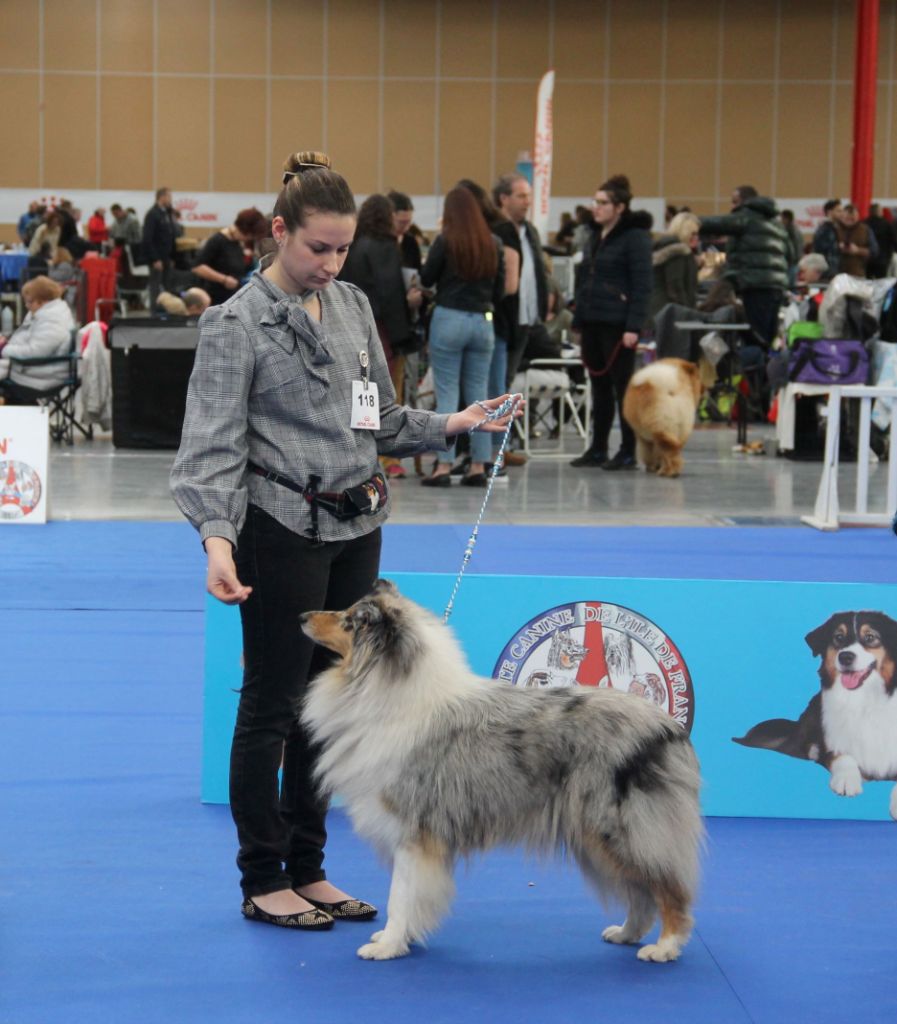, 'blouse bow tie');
270,298,333,367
